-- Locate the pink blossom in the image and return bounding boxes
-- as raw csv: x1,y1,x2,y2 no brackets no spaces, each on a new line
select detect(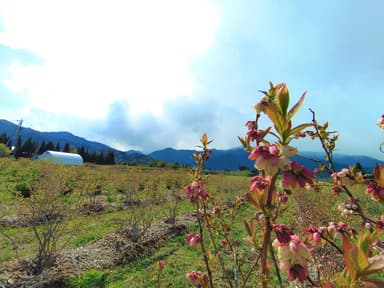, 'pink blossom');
366,183,384,201
249,144,280,175
373,164,384,186
377,114,384,131
331,168,357,186
281,161,314,190
249,175,270,192
157,260,166,270
185,271,202,286
278,192,288,203
288,264,308,282
376,221,384,230
185,233,201,247
326,221,356,240
184,180,209,203
273,224,294,245
305,226,321,247
272,229,311,283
